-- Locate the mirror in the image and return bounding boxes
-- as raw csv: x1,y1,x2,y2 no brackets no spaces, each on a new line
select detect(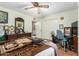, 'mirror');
15,17,24,34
